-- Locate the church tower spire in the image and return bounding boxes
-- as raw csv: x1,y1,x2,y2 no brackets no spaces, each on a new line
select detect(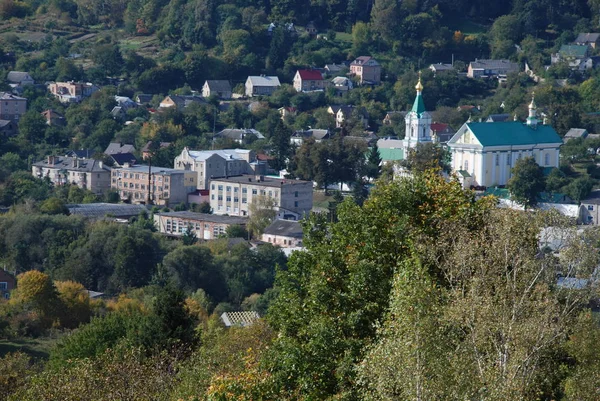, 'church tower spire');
404,72,432,152
526,92,538,128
